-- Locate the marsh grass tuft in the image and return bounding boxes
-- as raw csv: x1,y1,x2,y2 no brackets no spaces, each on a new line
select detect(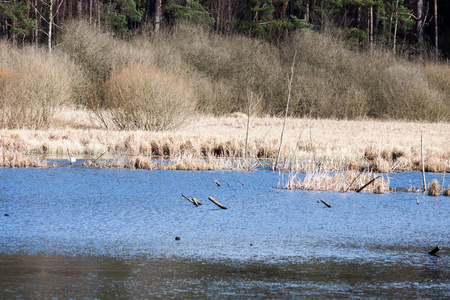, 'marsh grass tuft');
444,188,450,197
428,179,441,196
285,170,389,194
